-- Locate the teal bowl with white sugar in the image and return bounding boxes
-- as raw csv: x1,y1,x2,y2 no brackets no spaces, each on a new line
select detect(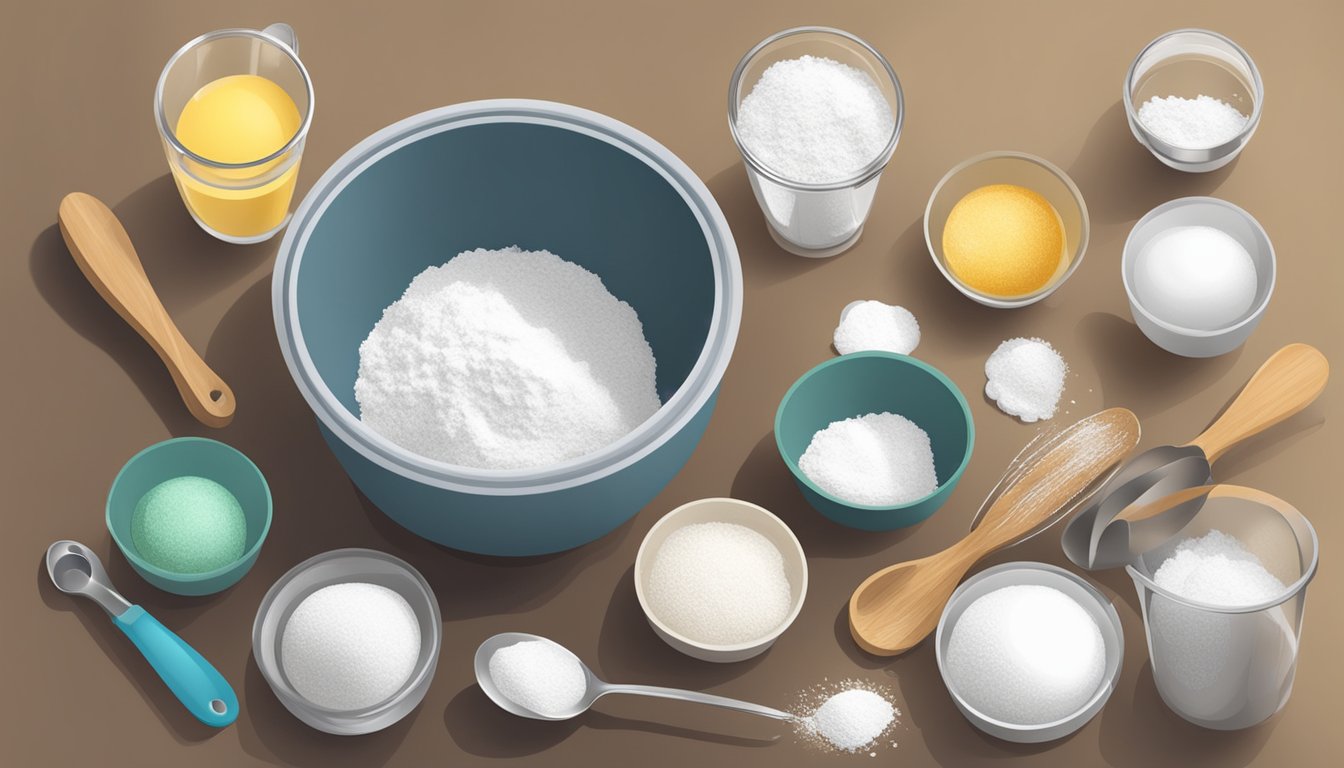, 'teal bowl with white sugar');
273,100,742,556
106,437,272,596
774,352,974,531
